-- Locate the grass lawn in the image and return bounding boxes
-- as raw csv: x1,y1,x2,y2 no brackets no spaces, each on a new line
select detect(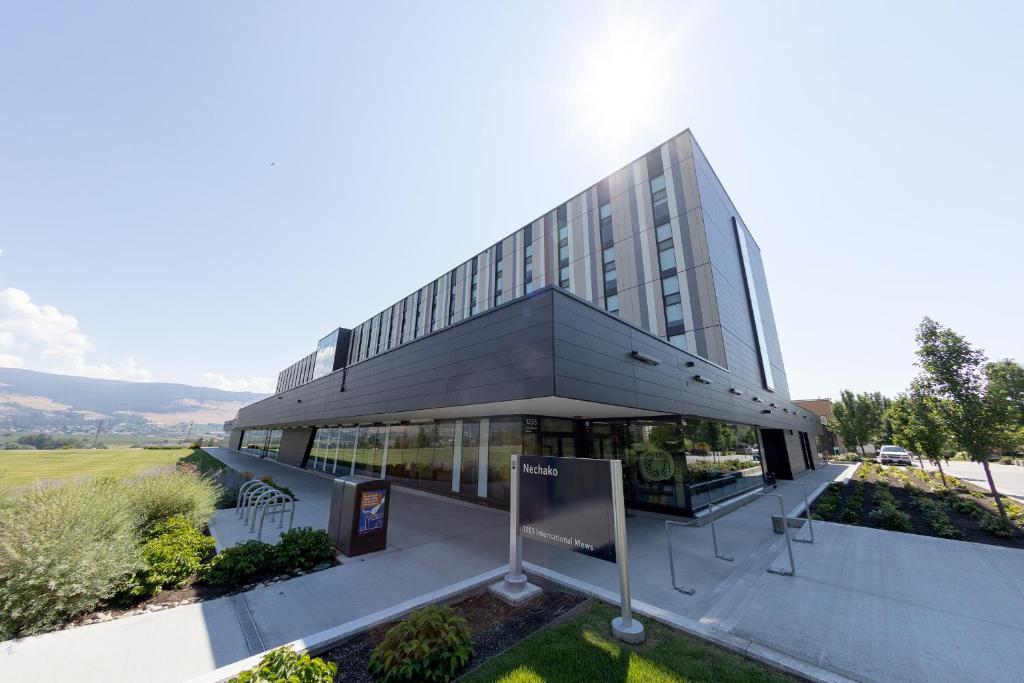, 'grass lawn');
0,447,194,491
462,602,792,683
